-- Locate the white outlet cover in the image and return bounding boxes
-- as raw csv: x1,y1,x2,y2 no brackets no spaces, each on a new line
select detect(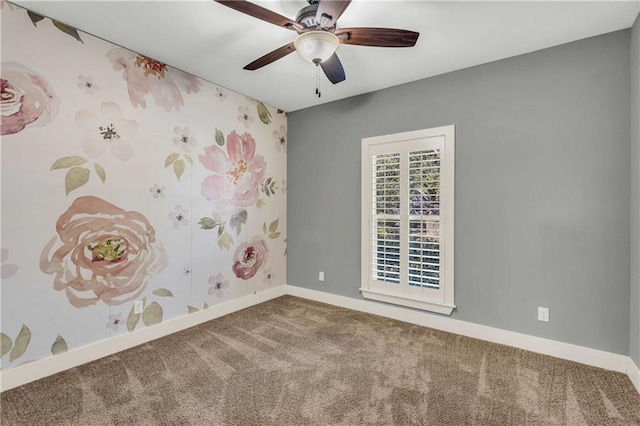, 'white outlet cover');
319,272,325,282
538,307,549,322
